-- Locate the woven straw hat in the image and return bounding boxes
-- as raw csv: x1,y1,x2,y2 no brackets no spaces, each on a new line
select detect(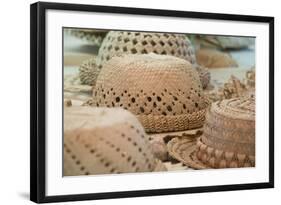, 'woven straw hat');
79,31,210,88
64,106,165,176
96,31,196,67
92,53,209,133
167,96,255,169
